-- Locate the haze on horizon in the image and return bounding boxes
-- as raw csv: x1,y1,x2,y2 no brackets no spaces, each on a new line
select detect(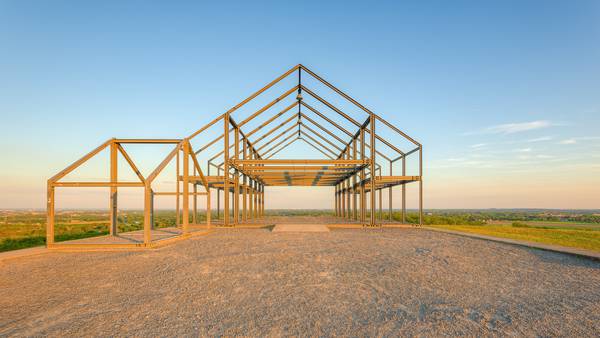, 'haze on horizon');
1,1,599,210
